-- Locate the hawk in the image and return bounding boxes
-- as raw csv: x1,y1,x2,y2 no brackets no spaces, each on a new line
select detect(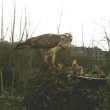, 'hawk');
15,33,72,68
